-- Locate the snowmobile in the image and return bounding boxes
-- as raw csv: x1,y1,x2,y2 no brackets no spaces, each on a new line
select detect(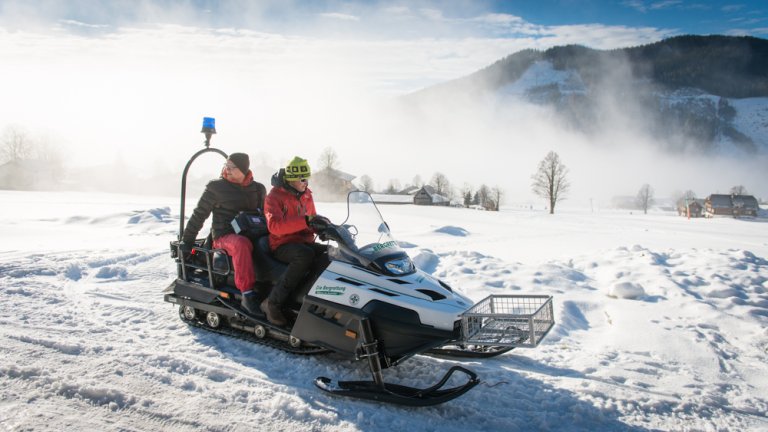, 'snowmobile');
164,118,555,406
